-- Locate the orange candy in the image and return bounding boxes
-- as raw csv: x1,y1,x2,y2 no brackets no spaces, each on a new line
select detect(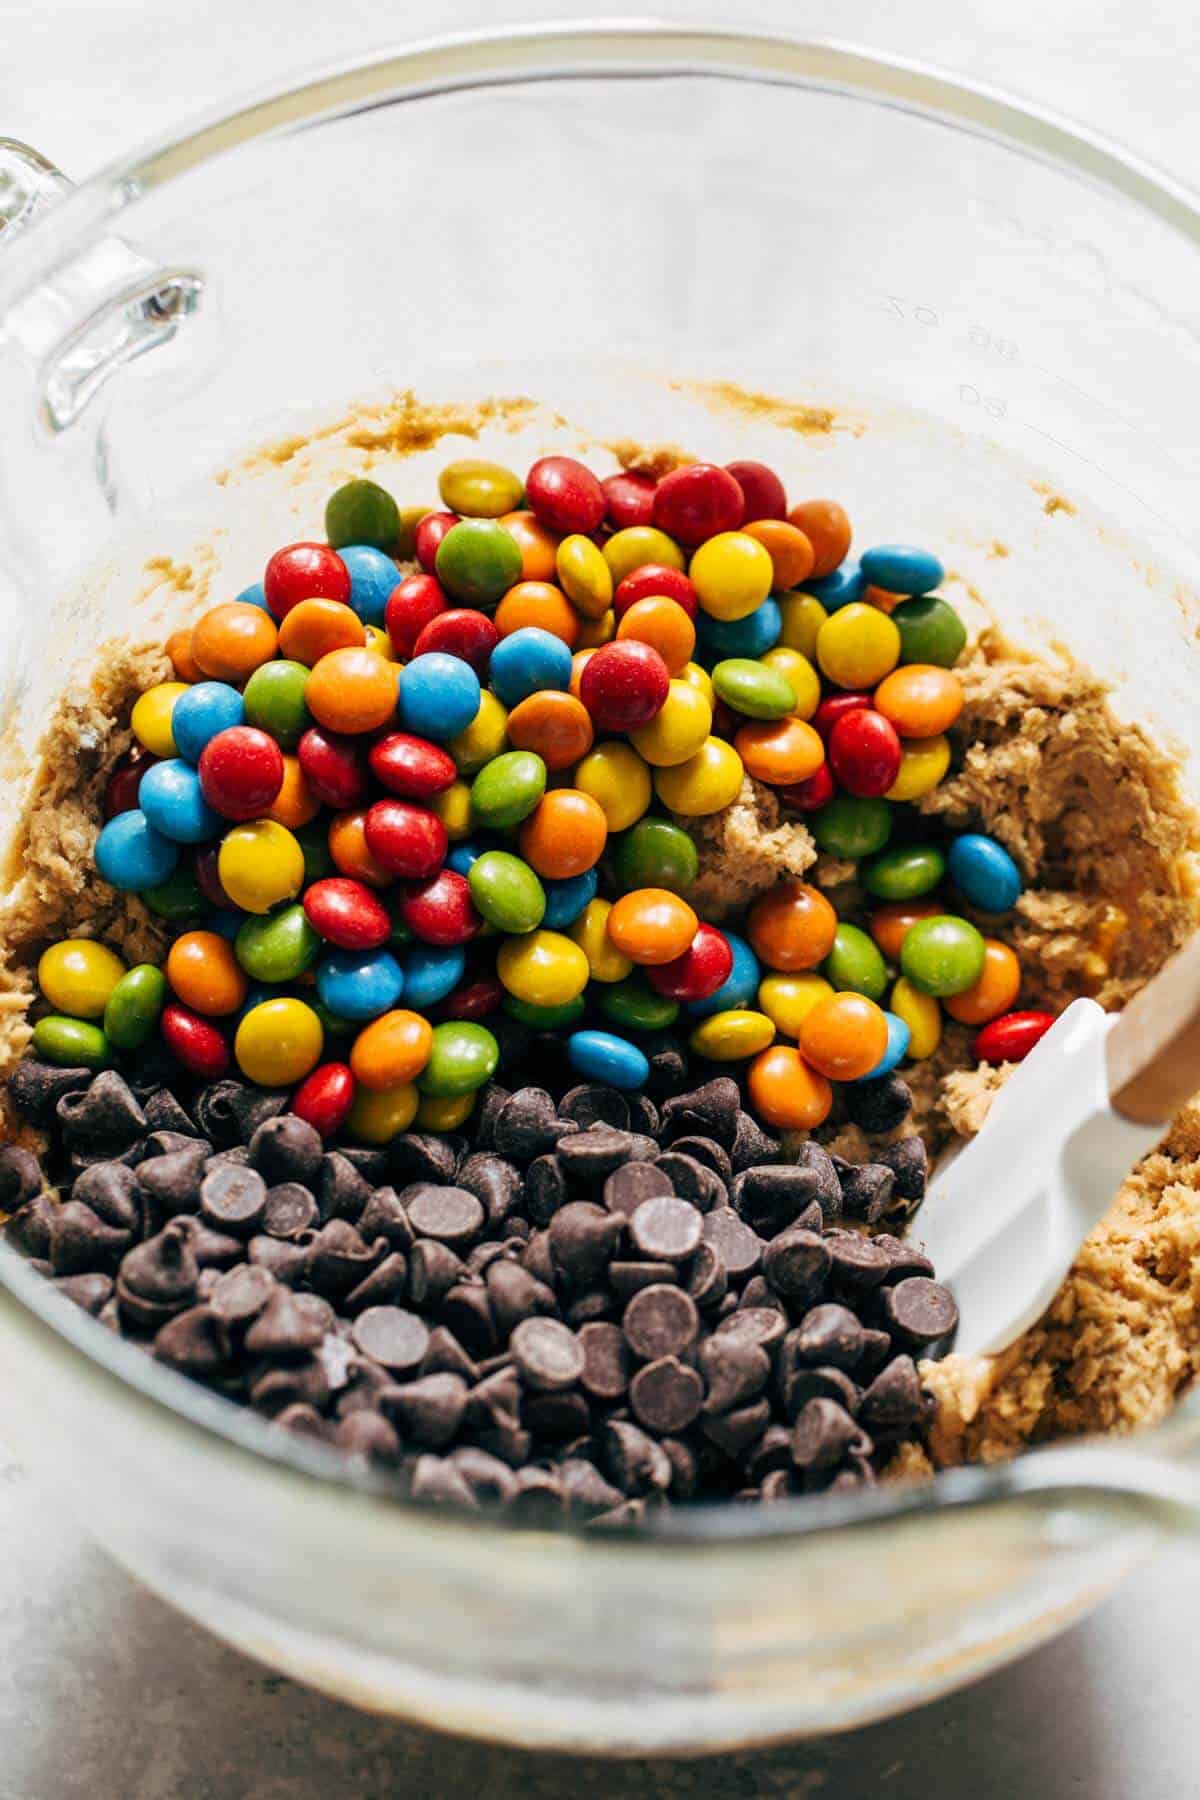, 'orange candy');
747,882,838,972
786,500,852,579
741,519,815,591
191,602,278,683
865,584,902,614
165,930,248,1017
350,1009,434,1090
798,992,889,1081
606,888,699,965
499,511,561,583
874,664,964,739
569,648,598,700
165,626,202,683
869,899,943,962
328,809,393,888
306,647,398,734
735,717,826,786
519,788,608,879
277,598,365,666
266,754,321,829
494,580,580,648
747,1045,833,1130
945,939,1022,1025
506,691,594,771
616,596,696,675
